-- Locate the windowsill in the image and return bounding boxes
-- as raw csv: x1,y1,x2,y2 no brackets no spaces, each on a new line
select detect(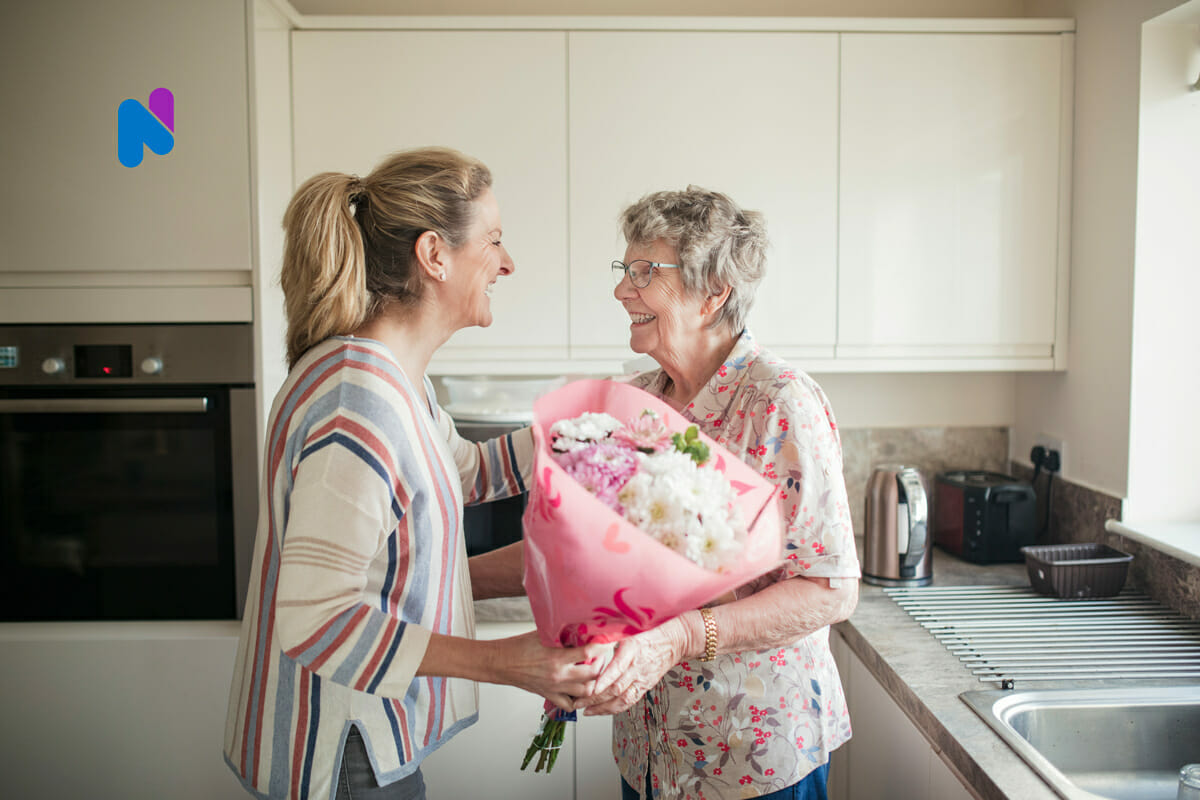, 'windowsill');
1105,519,1200,568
